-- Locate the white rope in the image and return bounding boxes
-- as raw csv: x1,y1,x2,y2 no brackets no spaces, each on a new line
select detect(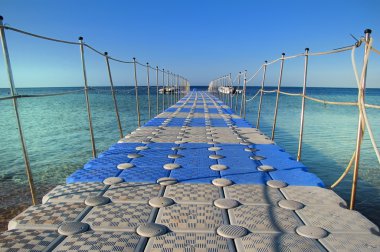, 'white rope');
266,58,280,65
351,38,380,165
371,46,380,55
245,89,261,102
2,25,80,45
308,46,353,56
246,65,263,83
